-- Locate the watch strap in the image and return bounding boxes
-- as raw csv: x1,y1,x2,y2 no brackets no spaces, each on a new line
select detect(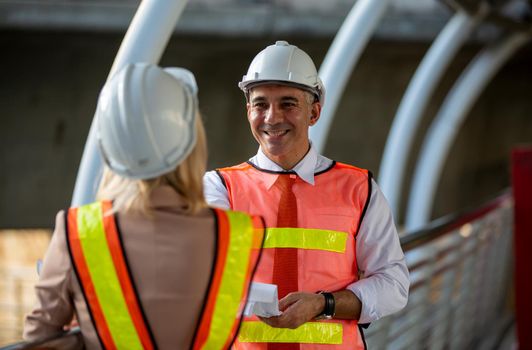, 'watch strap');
317,291,335,319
